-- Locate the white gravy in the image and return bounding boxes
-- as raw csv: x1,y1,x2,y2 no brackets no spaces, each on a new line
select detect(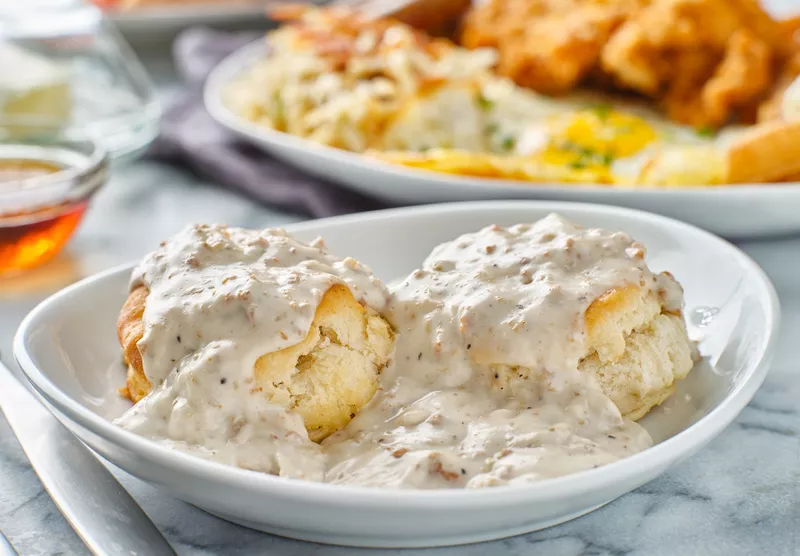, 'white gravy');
116,214,685,488
115,224,390,479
